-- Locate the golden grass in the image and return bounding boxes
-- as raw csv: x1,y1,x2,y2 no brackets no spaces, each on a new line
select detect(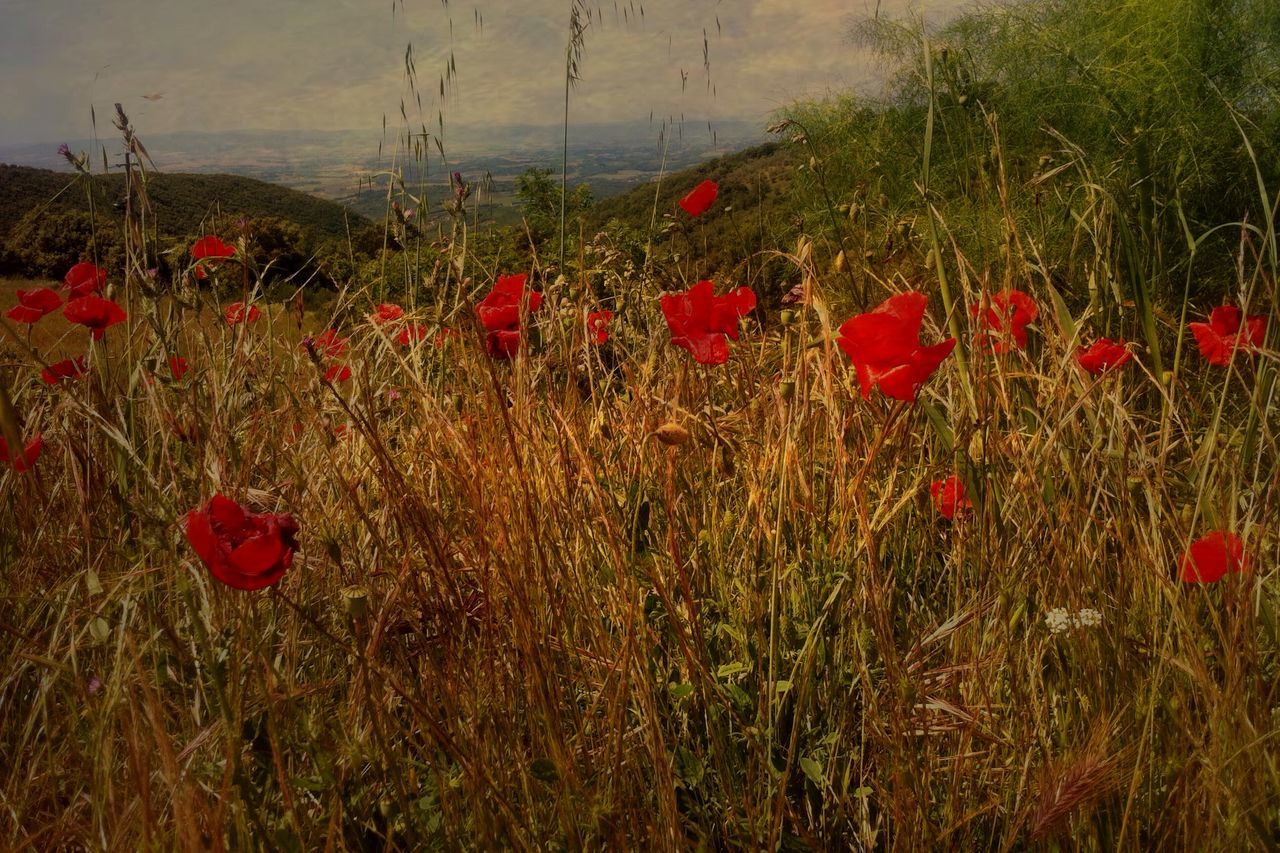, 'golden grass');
0,242,1277,849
